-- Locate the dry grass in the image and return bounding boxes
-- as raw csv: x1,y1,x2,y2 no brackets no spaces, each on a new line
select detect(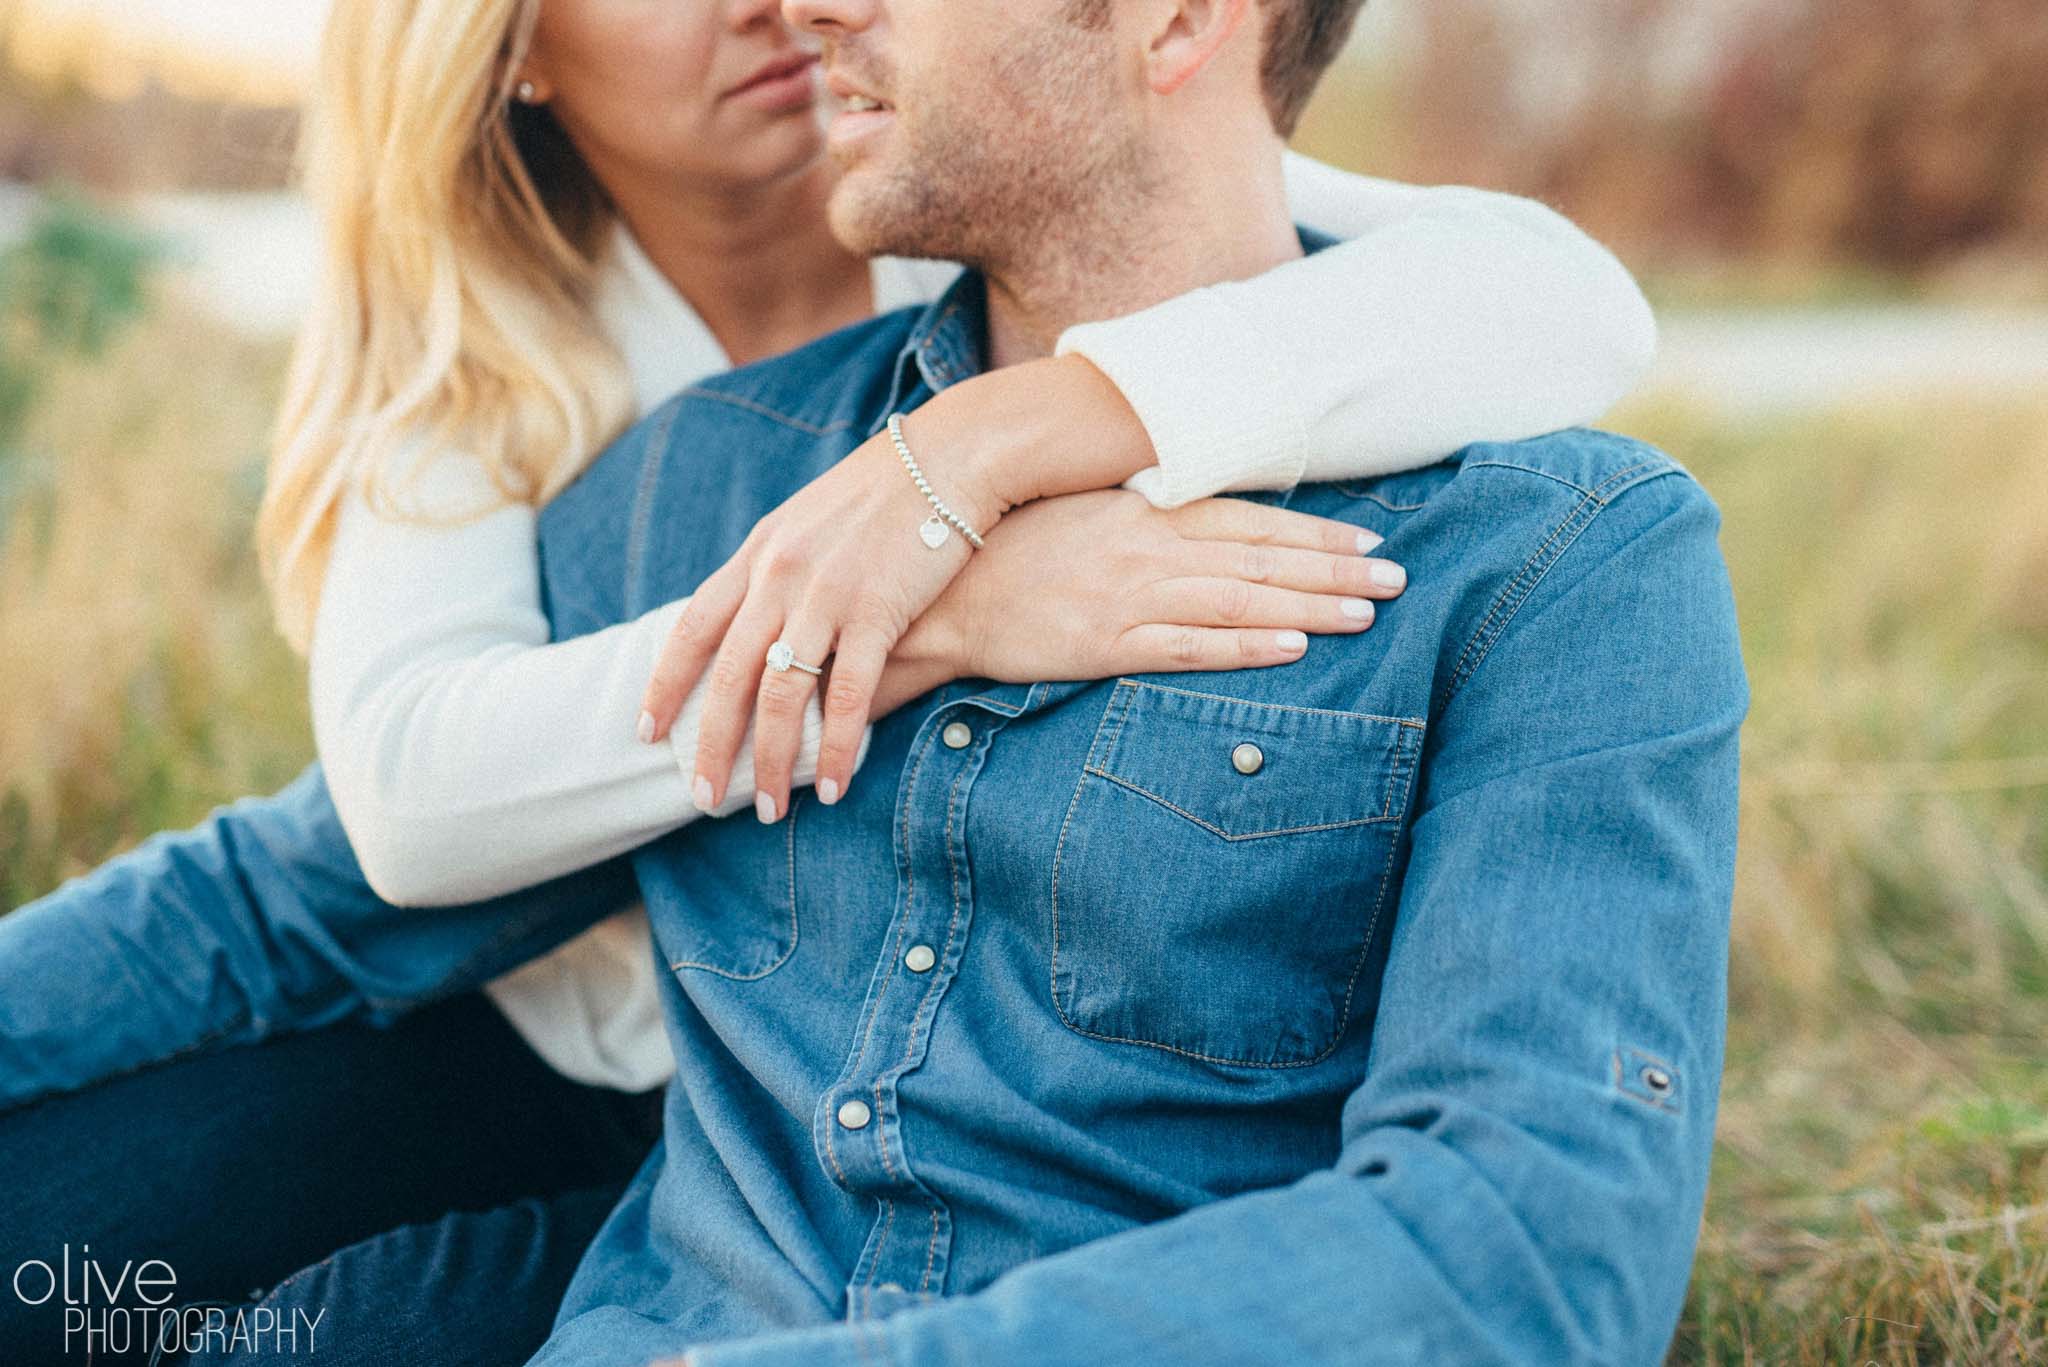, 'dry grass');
3,290,2046,1359
0,297,308,904
1613,396,2048,1362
